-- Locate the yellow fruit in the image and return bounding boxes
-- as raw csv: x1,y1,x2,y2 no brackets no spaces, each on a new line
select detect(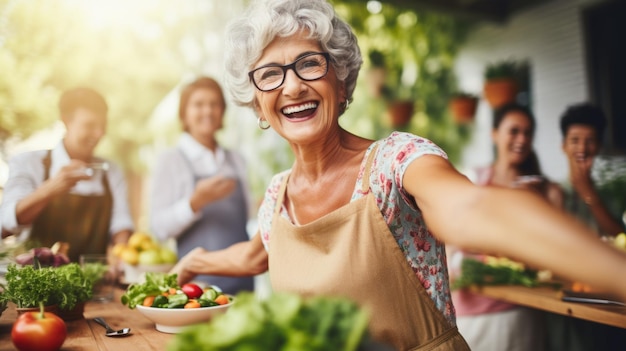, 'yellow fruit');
112,243,126,257
128,232,152,250
139,240,159,252
614,233,626,250
120,247,139,265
